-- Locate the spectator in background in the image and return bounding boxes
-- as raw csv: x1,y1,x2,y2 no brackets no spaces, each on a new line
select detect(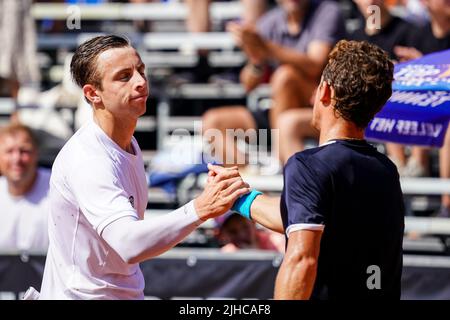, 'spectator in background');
0,123,50,253
438,130,450,217
183,0,272,83
202,0,345,168
387,0,450,216
350,0,416,60
216,212,284,252
127,0,270,83
0,0,40,106
395,0,450,63
399,0,430,25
